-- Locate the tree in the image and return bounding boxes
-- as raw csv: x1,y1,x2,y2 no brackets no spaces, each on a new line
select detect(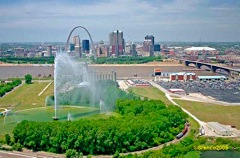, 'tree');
5,134,11,145
66,149,80,158
25,74,32,84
